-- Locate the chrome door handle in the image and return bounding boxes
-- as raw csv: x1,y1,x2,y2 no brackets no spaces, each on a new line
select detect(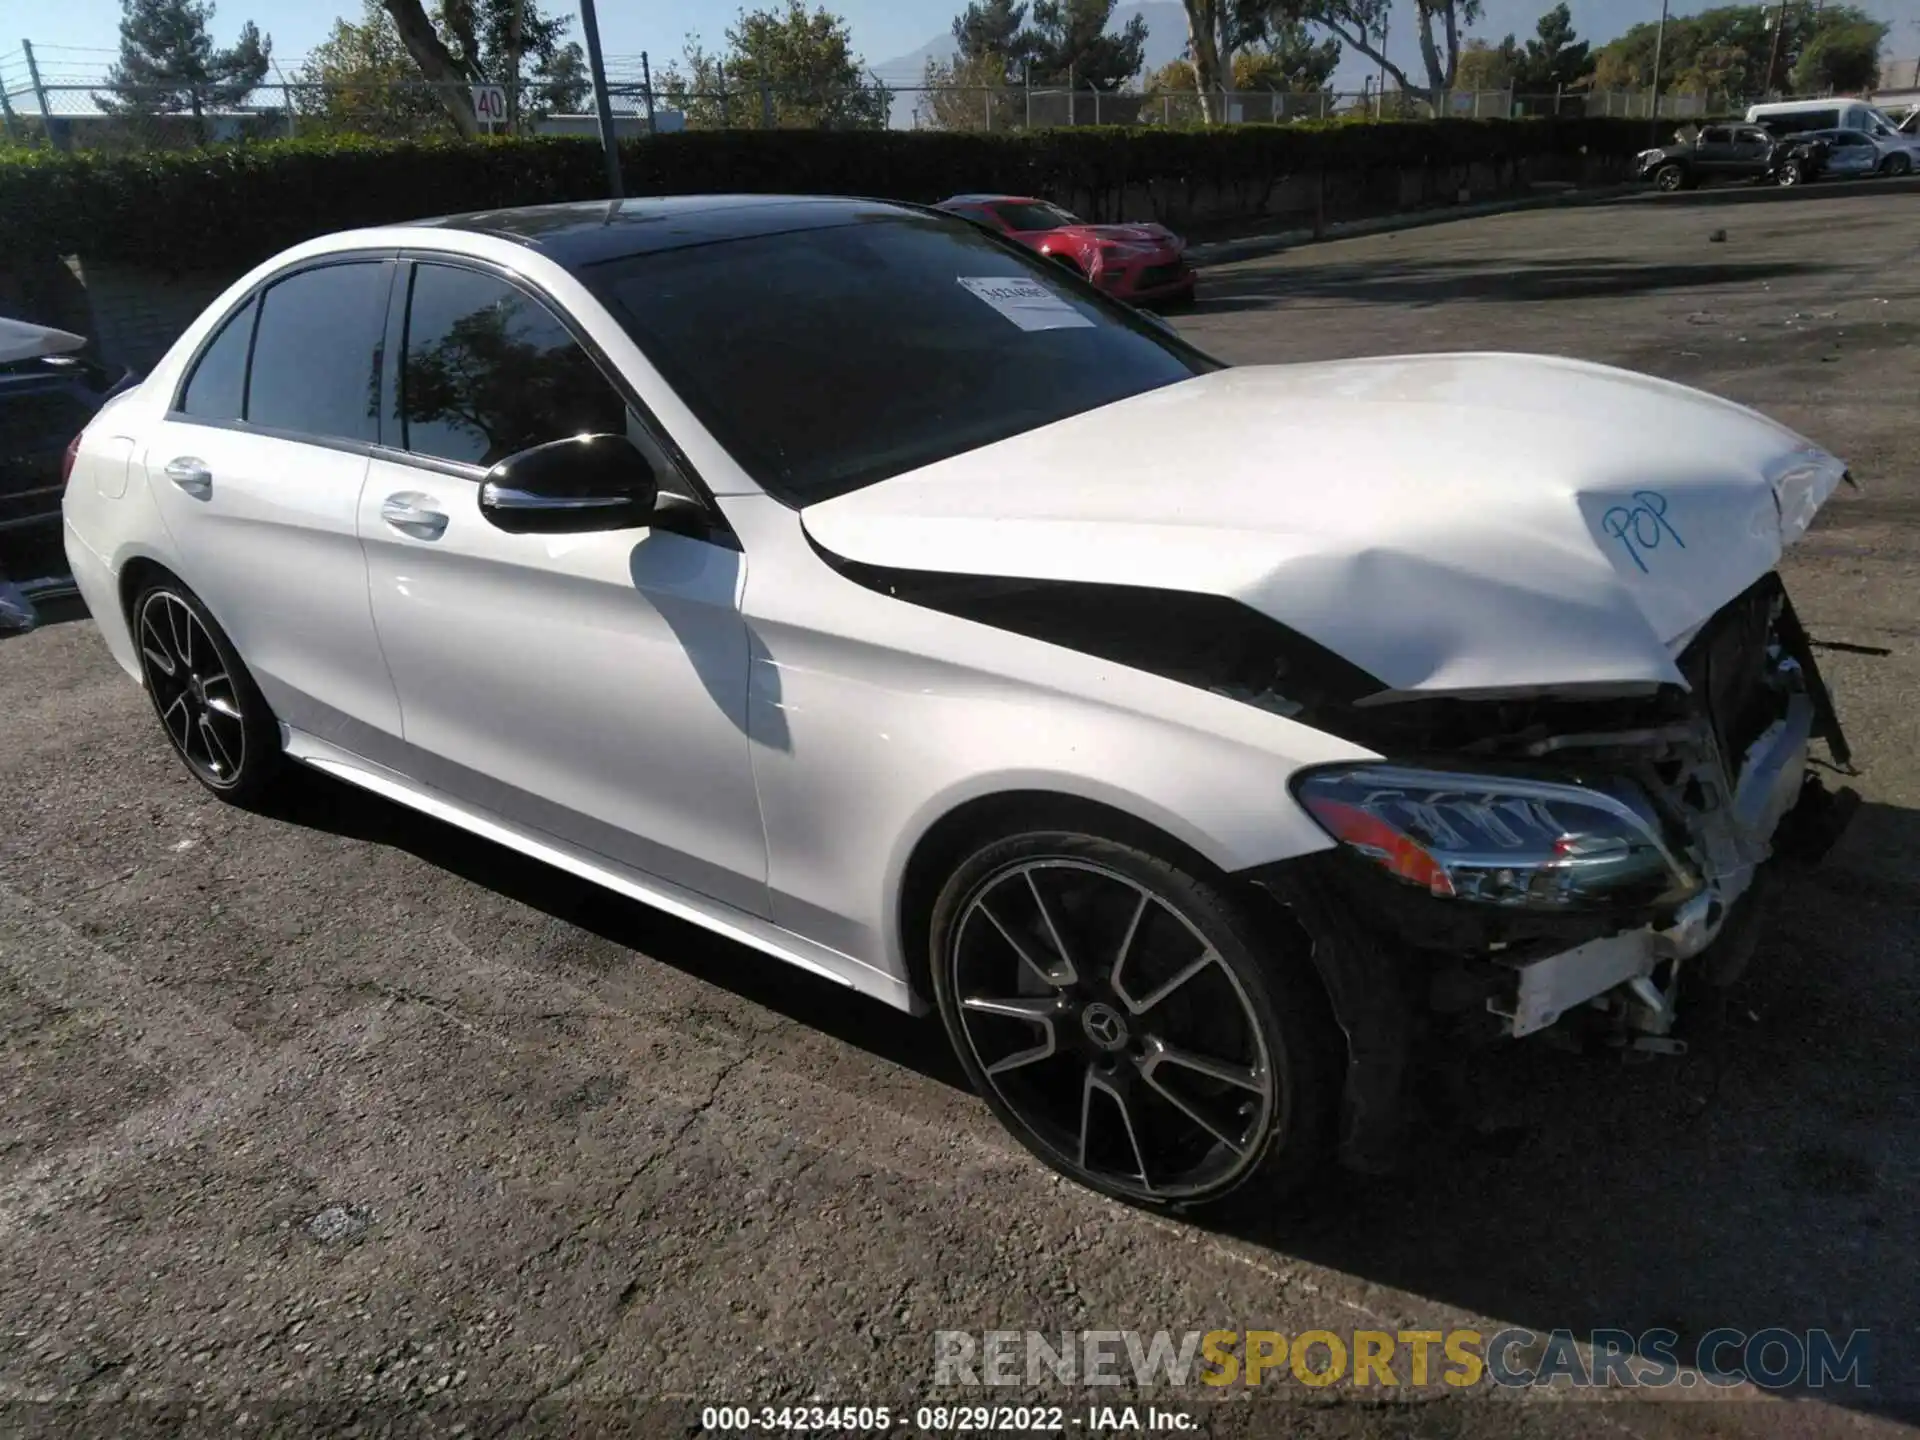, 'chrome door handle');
380,492,449,540
164,457,212,499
